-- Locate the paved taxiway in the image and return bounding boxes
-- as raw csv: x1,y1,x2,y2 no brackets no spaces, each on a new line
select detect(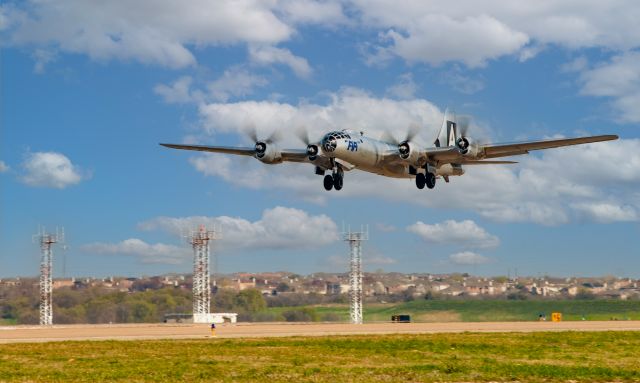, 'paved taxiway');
2,321,640,343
